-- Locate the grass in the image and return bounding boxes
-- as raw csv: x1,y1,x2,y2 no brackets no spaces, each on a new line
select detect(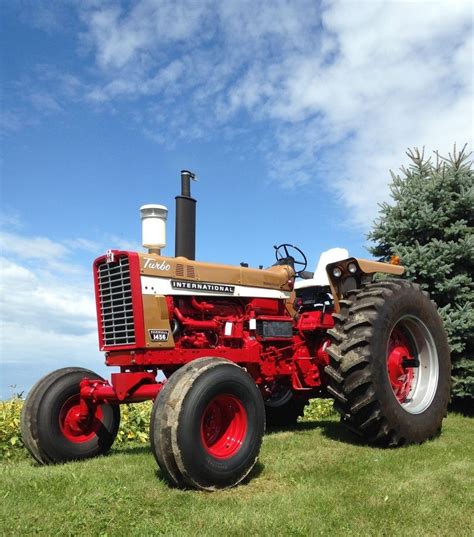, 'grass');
1,414,473,536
